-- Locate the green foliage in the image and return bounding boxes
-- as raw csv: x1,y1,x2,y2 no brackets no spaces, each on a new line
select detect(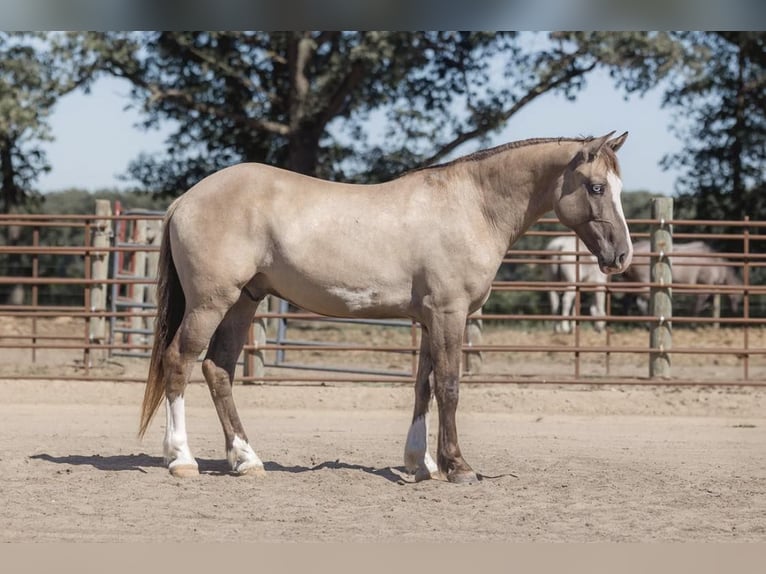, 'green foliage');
65,31,681,196
0,32,96,304
662,32,766,224
0,32,89,213
40,188,170,214
653,32,766,292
